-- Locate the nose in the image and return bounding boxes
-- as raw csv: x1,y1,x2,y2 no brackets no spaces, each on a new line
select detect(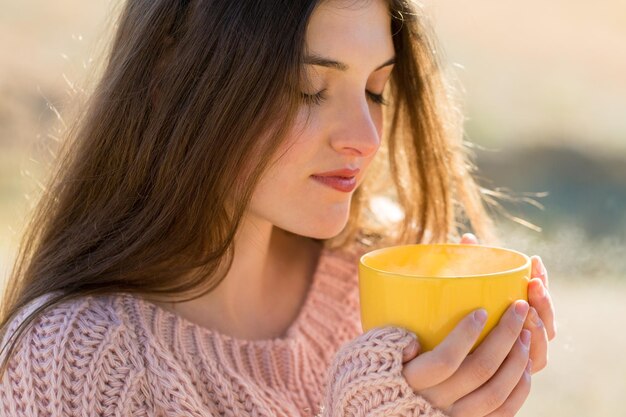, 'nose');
328,100,381,158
